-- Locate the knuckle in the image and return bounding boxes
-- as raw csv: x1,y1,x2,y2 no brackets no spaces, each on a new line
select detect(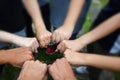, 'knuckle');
27,51,32,55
